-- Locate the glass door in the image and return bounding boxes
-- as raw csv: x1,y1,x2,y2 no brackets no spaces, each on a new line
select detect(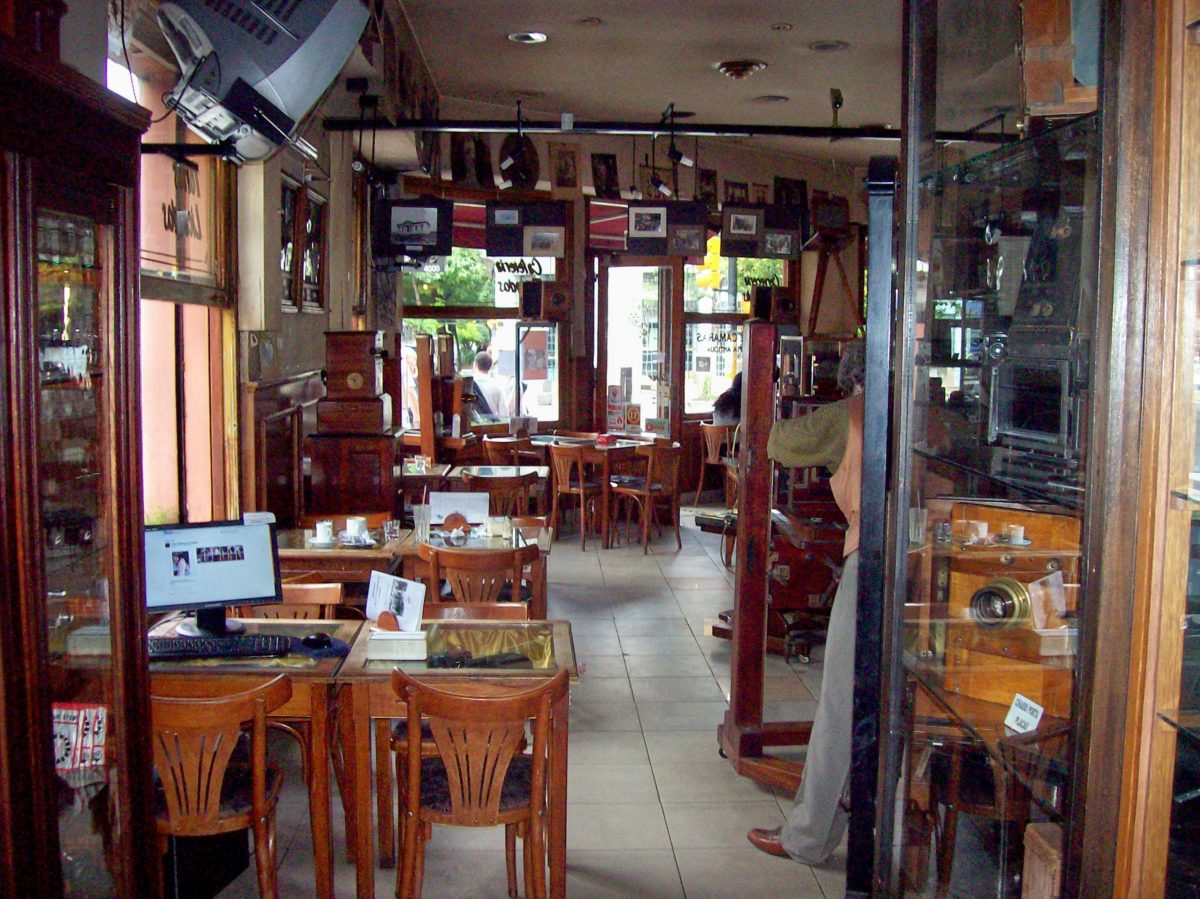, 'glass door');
597,259,674,432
